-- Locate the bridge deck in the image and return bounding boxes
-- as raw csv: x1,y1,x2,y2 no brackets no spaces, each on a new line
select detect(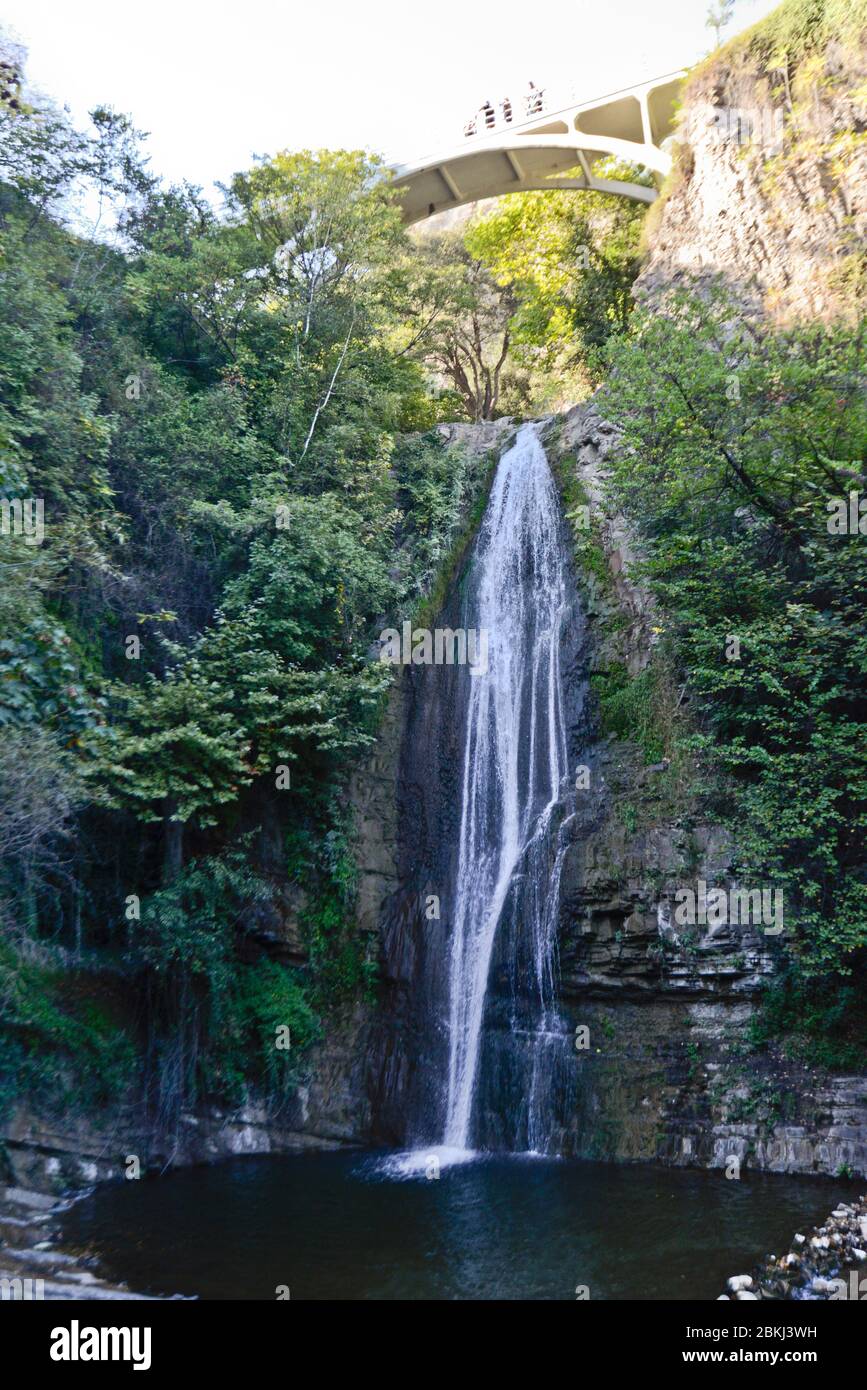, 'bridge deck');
391,70,686,223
